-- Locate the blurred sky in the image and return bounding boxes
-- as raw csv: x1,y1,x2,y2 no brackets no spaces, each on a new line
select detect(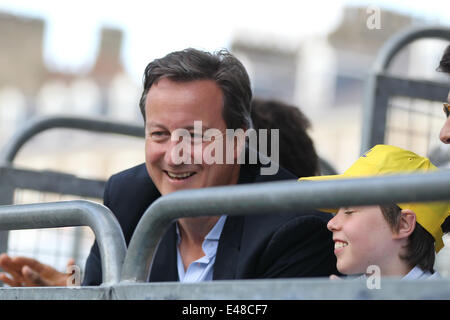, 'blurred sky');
0,0,449,82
